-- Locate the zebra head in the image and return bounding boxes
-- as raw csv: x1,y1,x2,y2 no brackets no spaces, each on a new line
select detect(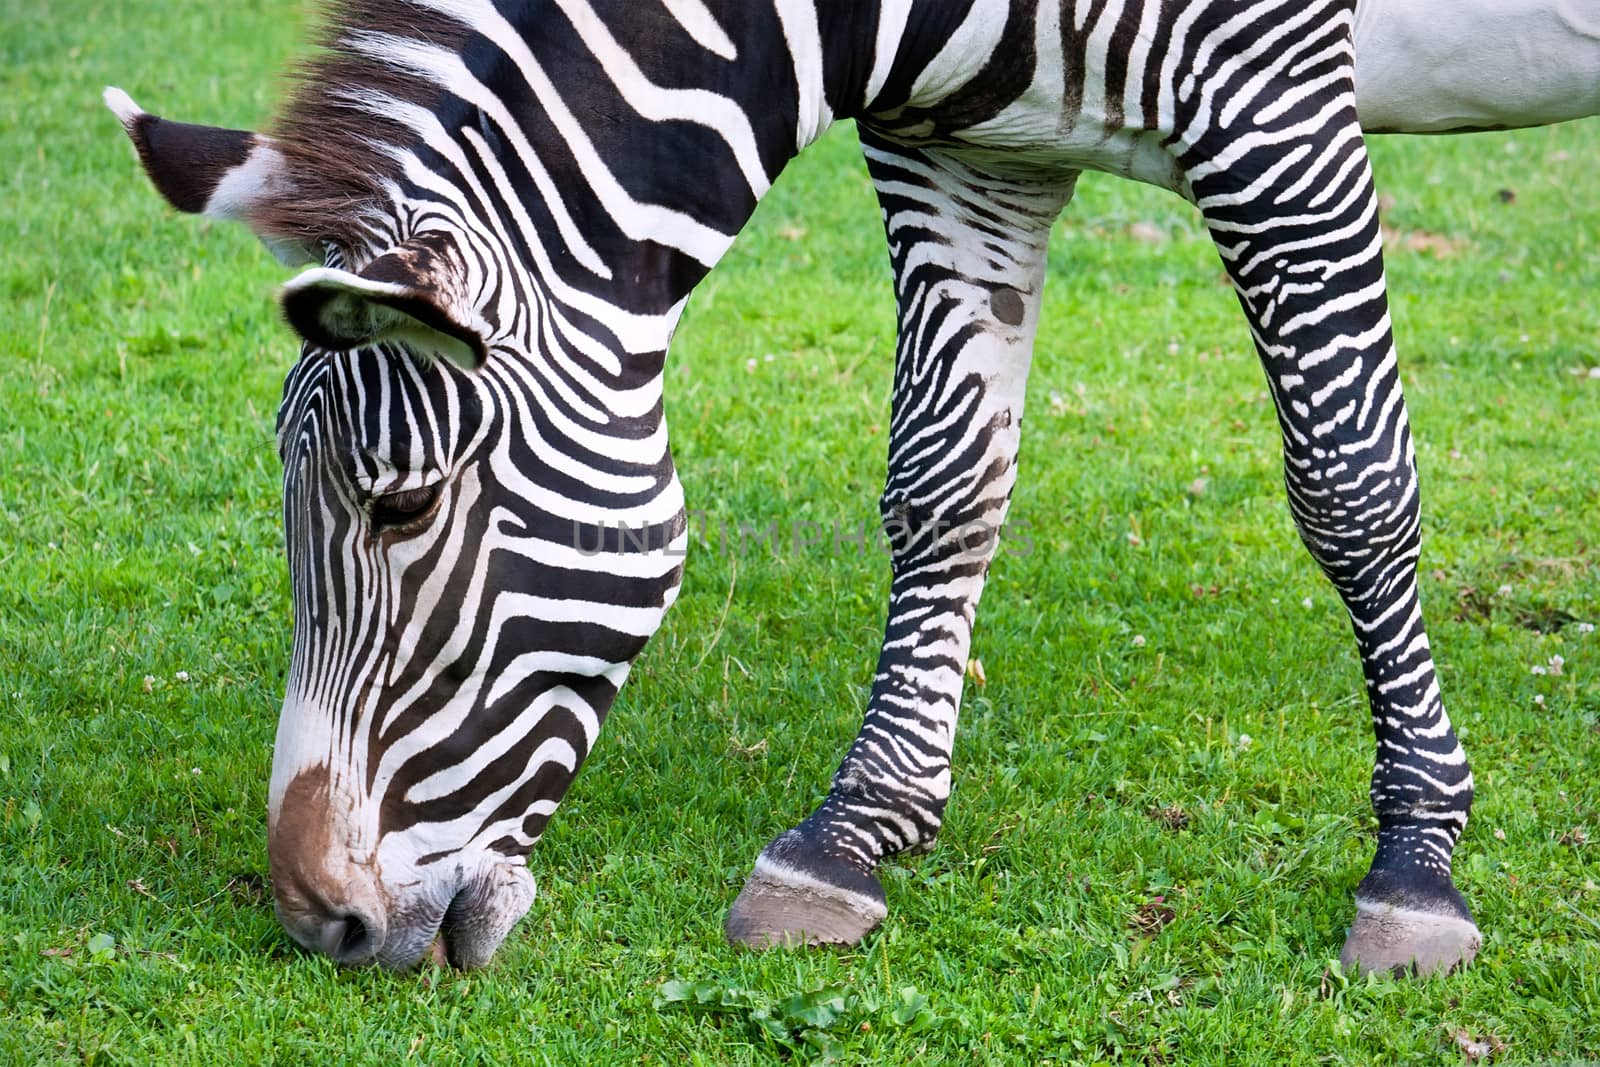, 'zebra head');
107,89,688,969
